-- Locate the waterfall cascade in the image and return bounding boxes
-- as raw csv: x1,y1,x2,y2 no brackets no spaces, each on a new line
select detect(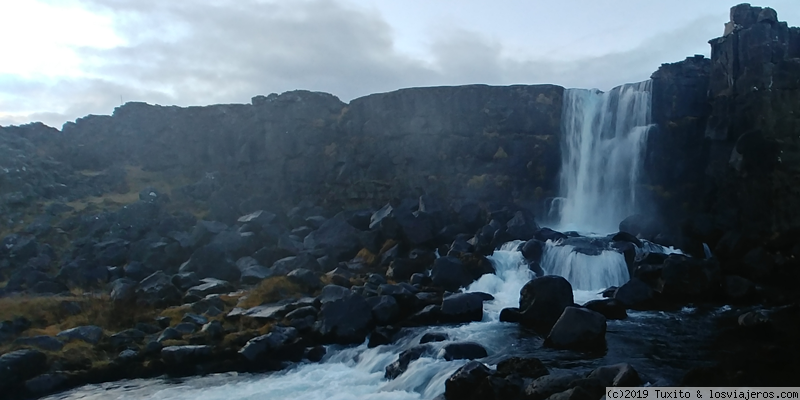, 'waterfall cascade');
551,81,654,234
